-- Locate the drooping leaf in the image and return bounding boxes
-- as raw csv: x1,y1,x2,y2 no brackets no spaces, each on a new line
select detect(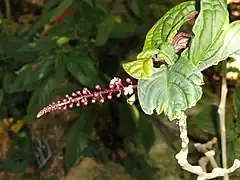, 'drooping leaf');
95,16,116,45
190,0,229,66
64,111,96,171
143,1,195,49
122,58,153,79
137,51,203,120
